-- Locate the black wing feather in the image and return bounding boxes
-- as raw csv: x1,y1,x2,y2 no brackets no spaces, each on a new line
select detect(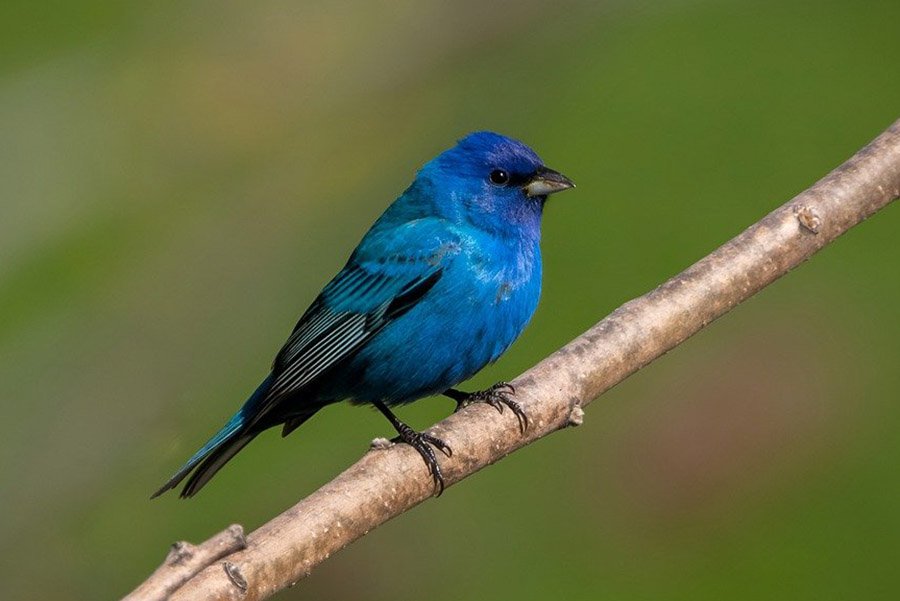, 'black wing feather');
247,265,443,430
